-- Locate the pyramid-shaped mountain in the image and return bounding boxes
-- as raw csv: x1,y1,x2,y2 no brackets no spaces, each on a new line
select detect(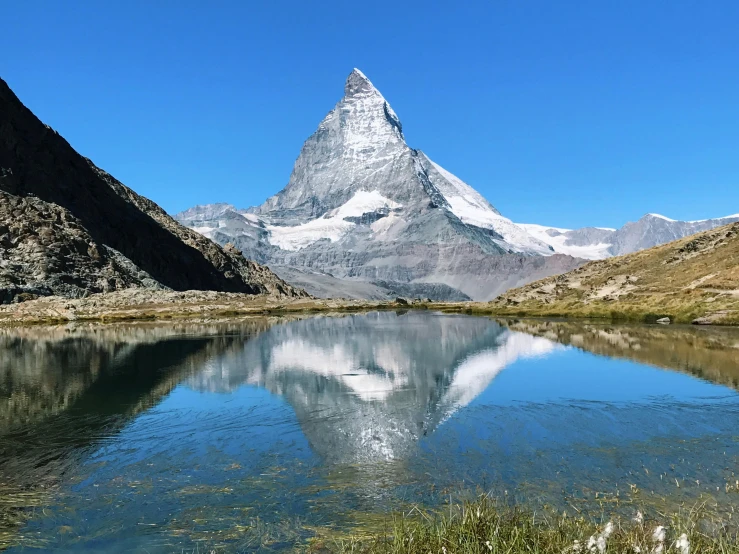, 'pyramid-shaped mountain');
178,69,583,300
0,77,303,302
